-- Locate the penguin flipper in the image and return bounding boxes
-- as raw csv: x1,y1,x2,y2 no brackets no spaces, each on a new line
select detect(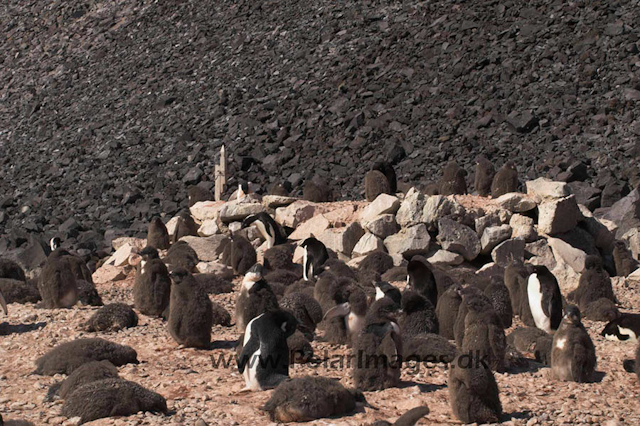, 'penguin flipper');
323,302,350,321
393,405,430,426
237,337,259,374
